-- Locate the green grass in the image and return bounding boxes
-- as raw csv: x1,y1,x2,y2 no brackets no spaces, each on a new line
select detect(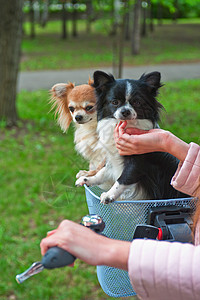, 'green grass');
160,80,200,143
0,79,200,299
21,19,200,71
